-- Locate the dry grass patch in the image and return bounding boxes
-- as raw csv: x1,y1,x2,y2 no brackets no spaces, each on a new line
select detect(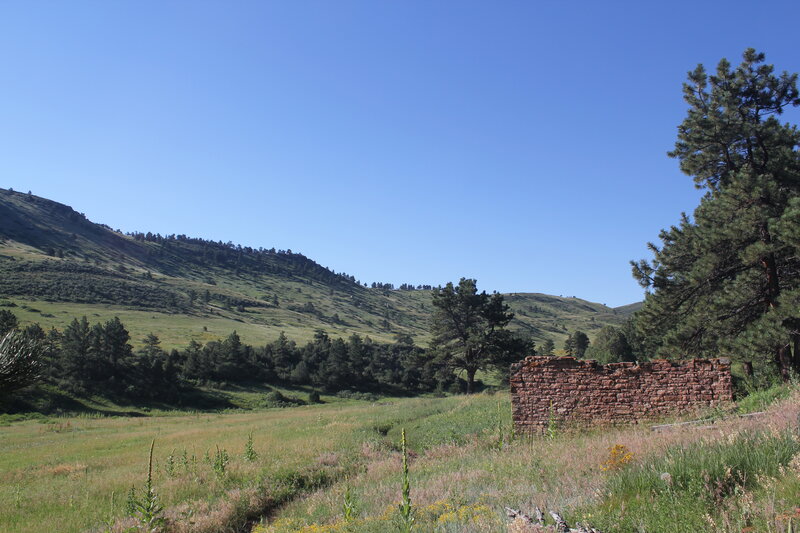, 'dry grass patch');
39,462,89,477
261,390,800,532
